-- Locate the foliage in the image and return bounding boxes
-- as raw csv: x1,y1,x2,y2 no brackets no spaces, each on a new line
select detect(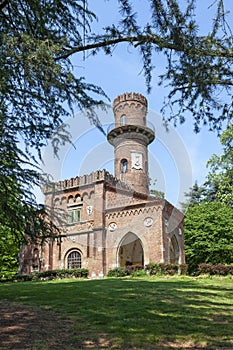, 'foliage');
184,202,233,273
182,124,233,211
205,124,233,206
0,0,232,247
1,268,89,282
180,181,206,211
77,0,232,132
149,178,165,198
0,277,233,349
0,226,21,279
150,189,165,199
108,263,188,277
107,267,128,277
0,0,107,245
198,263,233,276
145,263,188,275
